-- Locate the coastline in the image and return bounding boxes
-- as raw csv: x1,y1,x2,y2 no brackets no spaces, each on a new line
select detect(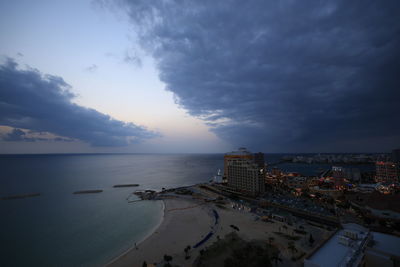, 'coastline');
106,185,334,267
105,199,166,266
108,196,214,267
